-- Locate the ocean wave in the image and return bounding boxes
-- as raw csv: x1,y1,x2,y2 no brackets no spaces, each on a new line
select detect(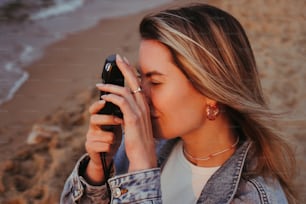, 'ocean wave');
0,62,29,104
0,44,41,105
31,0,85,20
0,67,29,105
0,0,173,106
